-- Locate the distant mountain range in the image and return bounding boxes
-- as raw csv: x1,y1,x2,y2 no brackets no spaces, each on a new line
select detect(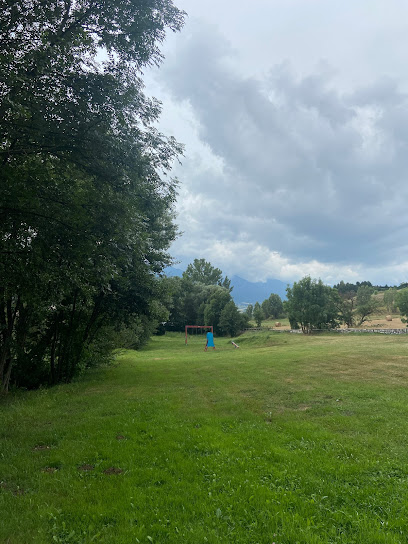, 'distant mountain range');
164,267,289,306
163,266,184,278
229,275,289,306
